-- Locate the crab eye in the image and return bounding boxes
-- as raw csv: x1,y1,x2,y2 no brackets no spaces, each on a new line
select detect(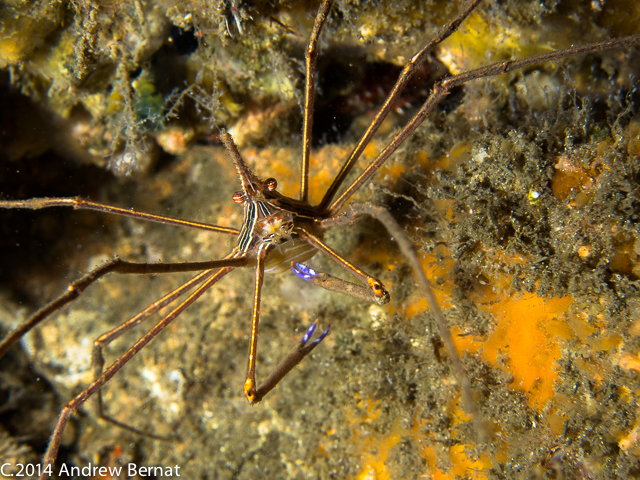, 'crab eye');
265,178,277,191
232,192,244,204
